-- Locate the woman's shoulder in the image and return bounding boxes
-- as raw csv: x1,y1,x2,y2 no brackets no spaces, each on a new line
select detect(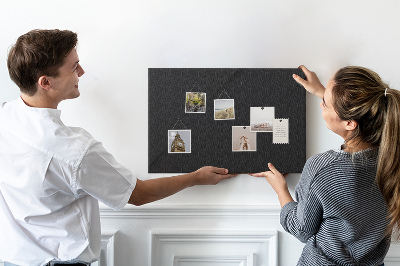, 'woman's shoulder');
302,147,378,181
304,150,342,171
295,150,347,193
306,148,378,166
